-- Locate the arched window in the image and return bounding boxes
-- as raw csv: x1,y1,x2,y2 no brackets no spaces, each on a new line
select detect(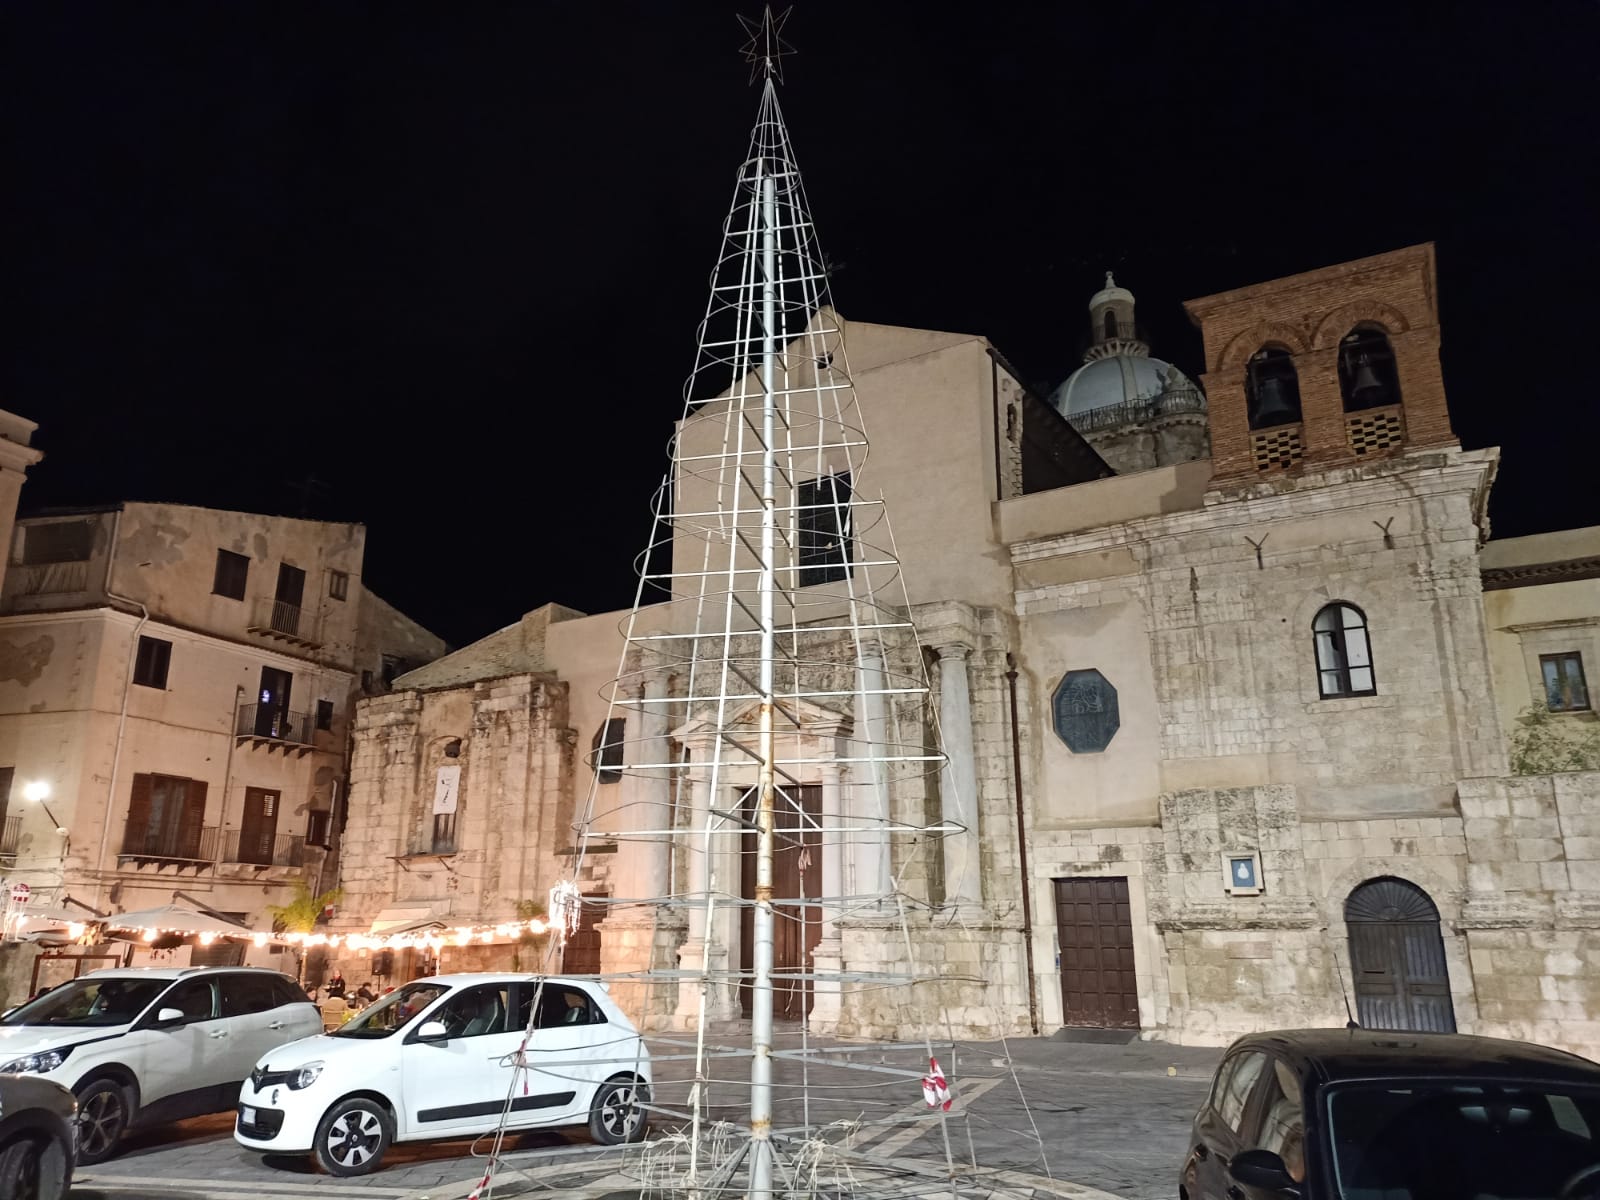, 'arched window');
1313,602,1375,697
1338,326,1402,412
1103,309,1119,339
1245,346,1302,430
